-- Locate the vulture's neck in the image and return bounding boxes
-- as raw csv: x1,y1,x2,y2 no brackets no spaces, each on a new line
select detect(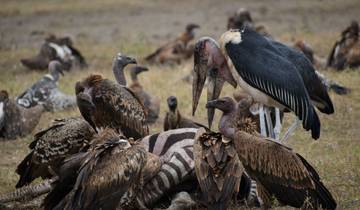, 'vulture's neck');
113,63,127,86
219,110,237,139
